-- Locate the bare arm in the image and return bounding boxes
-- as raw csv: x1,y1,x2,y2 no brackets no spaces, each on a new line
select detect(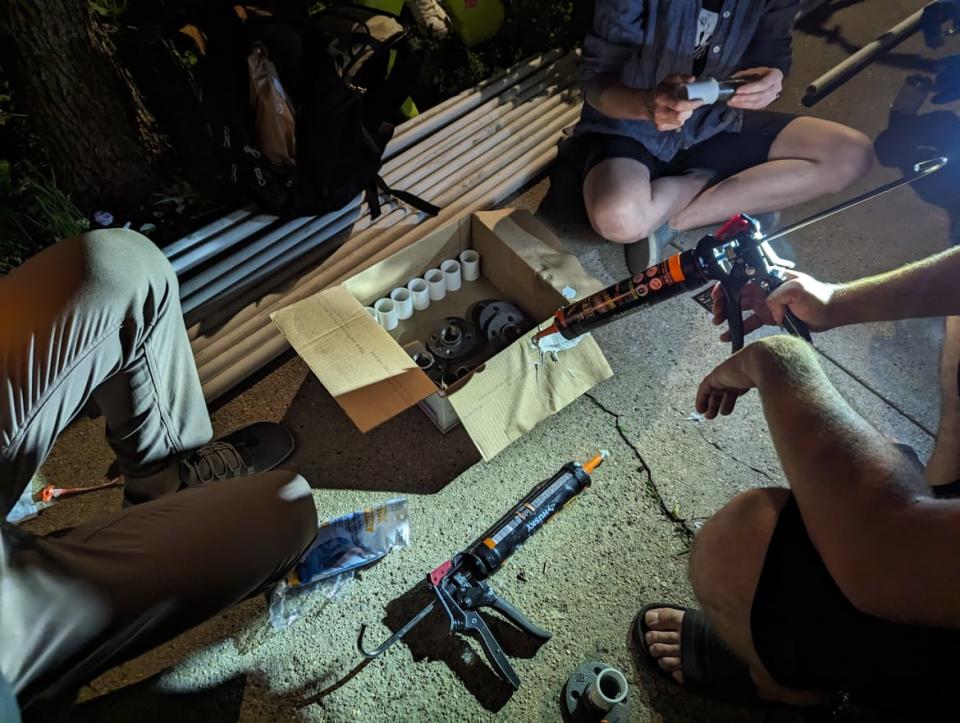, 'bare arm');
711,246,960,340
698,336,960,628
830,245,960,324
